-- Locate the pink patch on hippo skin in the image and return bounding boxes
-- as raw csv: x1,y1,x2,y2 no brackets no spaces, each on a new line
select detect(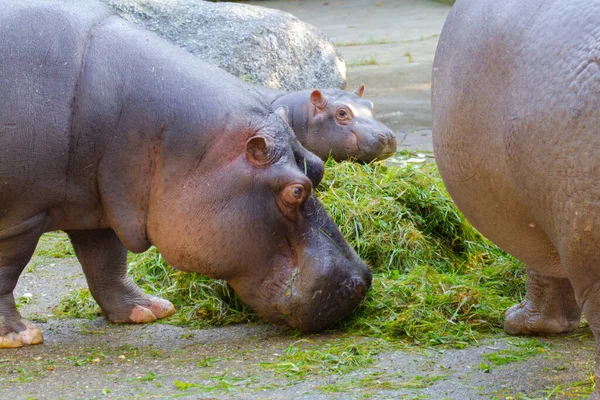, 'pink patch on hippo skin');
19,327,43,345
0,320,44,348
0,332,23,348
127,306,158,324
148,297,176,319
